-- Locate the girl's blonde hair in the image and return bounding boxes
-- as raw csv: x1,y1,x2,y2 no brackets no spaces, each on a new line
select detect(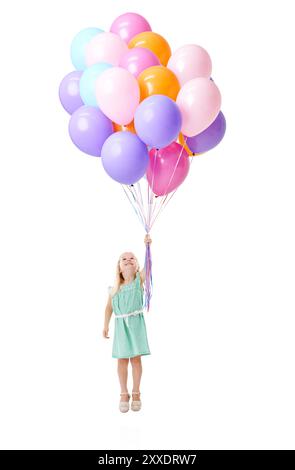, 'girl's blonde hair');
109,252,140,297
